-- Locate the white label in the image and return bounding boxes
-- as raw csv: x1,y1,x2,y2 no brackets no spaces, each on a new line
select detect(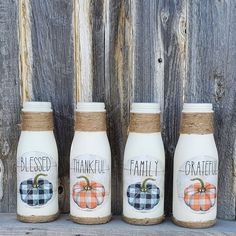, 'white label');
123,155,164,214
70,154,110,212
177,155,218,214
17,151,57,209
